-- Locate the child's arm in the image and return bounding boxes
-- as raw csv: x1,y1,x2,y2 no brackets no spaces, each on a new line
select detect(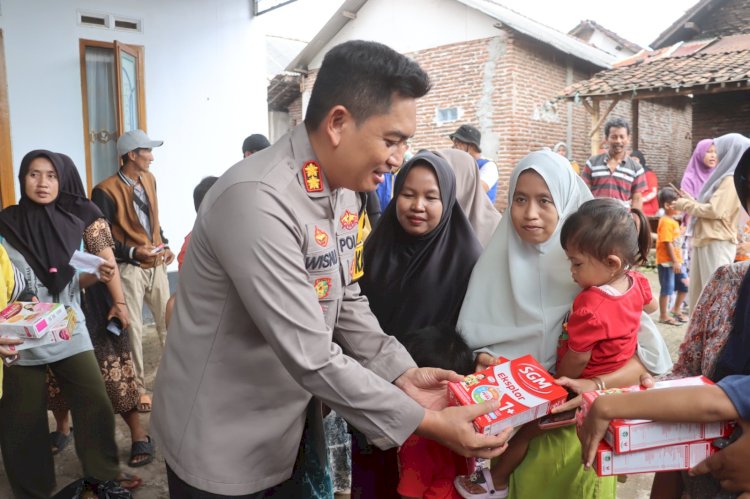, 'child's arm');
557,349,591,379
644,295,658,314
579,385,739,468
665,241,682,274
